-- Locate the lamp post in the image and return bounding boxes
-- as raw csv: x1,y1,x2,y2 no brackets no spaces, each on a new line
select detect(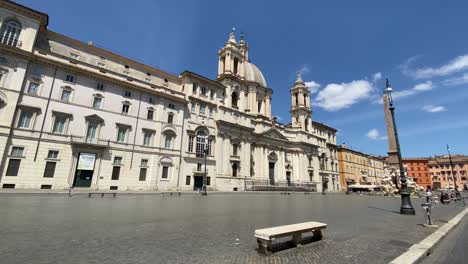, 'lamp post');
385,79,415,215
201,145,208,196
446,145,459,197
